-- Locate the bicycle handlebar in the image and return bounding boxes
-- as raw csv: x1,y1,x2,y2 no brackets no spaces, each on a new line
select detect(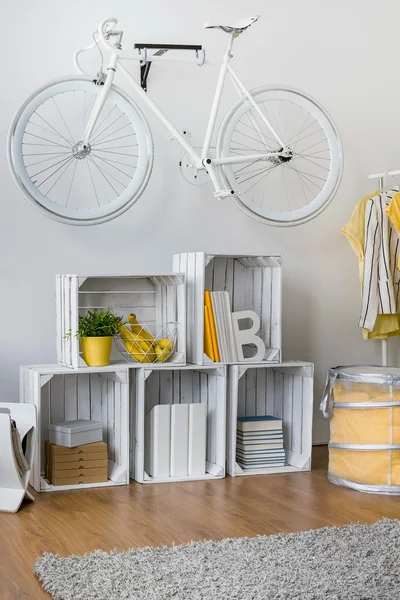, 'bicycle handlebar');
98,16,122,55
73,40,97,74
